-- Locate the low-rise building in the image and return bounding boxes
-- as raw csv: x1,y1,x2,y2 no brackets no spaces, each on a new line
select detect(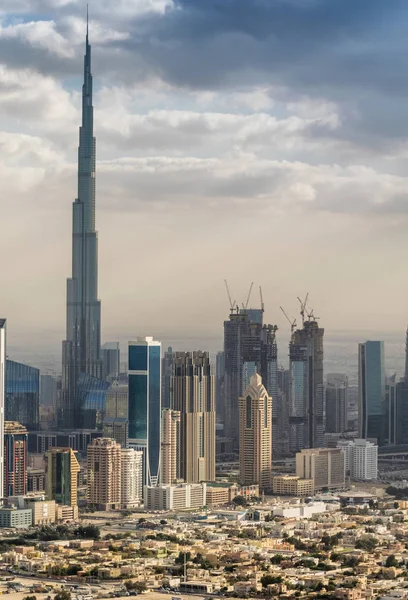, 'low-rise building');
296,447,345,490
0,507,32,528
145,483,206,511
272,475,314,496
